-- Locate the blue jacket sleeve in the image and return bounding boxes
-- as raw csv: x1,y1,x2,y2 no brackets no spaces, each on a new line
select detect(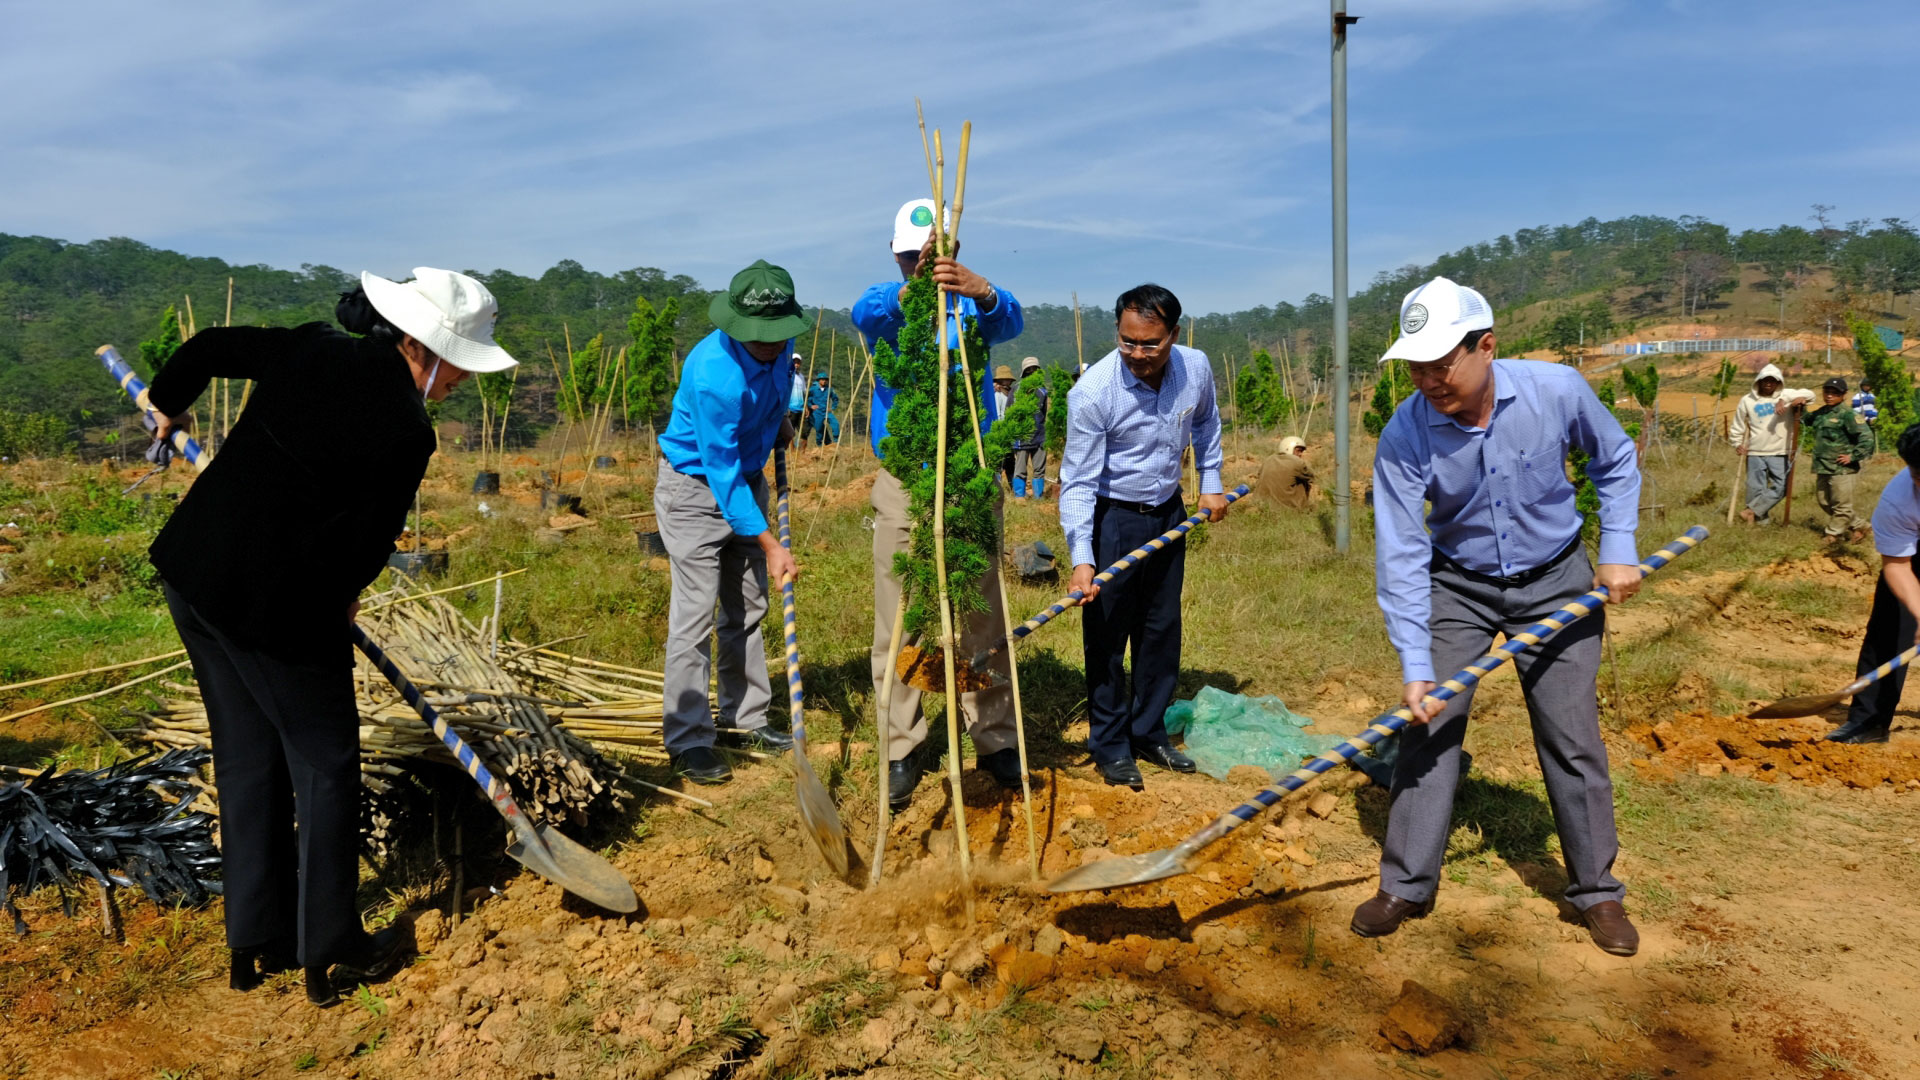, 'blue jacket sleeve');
976,285,1023,346
691,382,769,537
1565,377,1642,567
852,283,905,345
1372,420,1438,684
